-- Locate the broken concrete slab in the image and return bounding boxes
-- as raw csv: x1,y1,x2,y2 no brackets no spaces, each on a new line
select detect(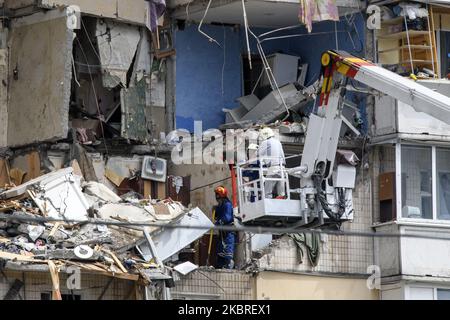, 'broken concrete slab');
39,0,148,25
17,224,45,241
82,181,122,203
0,168,74,199
240,84,308,124
0,168,90,222
97,203,156,225
138,207,213,262
173,261,198,276
150,200,185,221
62,224,112,247
7,10,75,147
